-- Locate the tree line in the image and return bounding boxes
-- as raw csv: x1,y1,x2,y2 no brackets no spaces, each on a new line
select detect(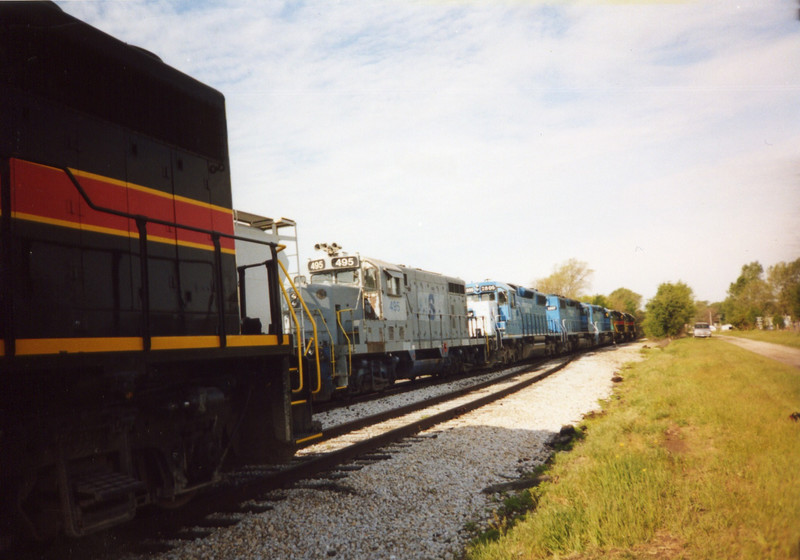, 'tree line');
707,259,800,330
533,257,800,339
